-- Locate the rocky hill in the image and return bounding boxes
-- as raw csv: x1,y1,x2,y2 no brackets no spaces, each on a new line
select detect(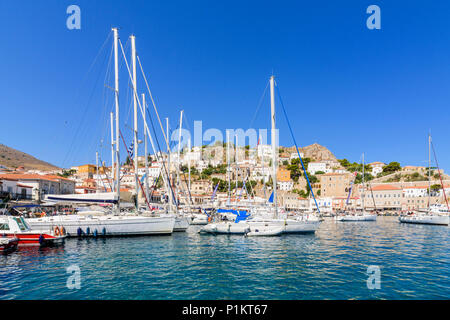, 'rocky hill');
285,143,338,162
0,144,59,171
